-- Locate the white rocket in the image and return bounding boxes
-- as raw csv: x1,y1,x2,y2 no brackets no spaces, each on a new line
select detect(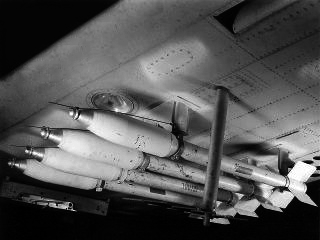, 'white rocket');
6,159,219,210
39,128,257,196
38,127,286,214
24,147,237,202
68,108,317,207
